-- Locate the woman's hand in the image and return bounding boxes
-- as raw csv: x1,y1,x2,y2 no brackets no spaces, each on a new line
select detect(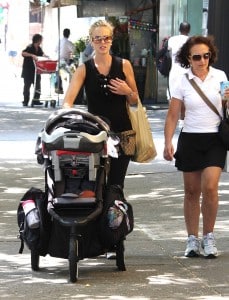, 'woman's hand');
107,78,132,96
163,143,174,161
62,103,72,109
32,54,38,61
